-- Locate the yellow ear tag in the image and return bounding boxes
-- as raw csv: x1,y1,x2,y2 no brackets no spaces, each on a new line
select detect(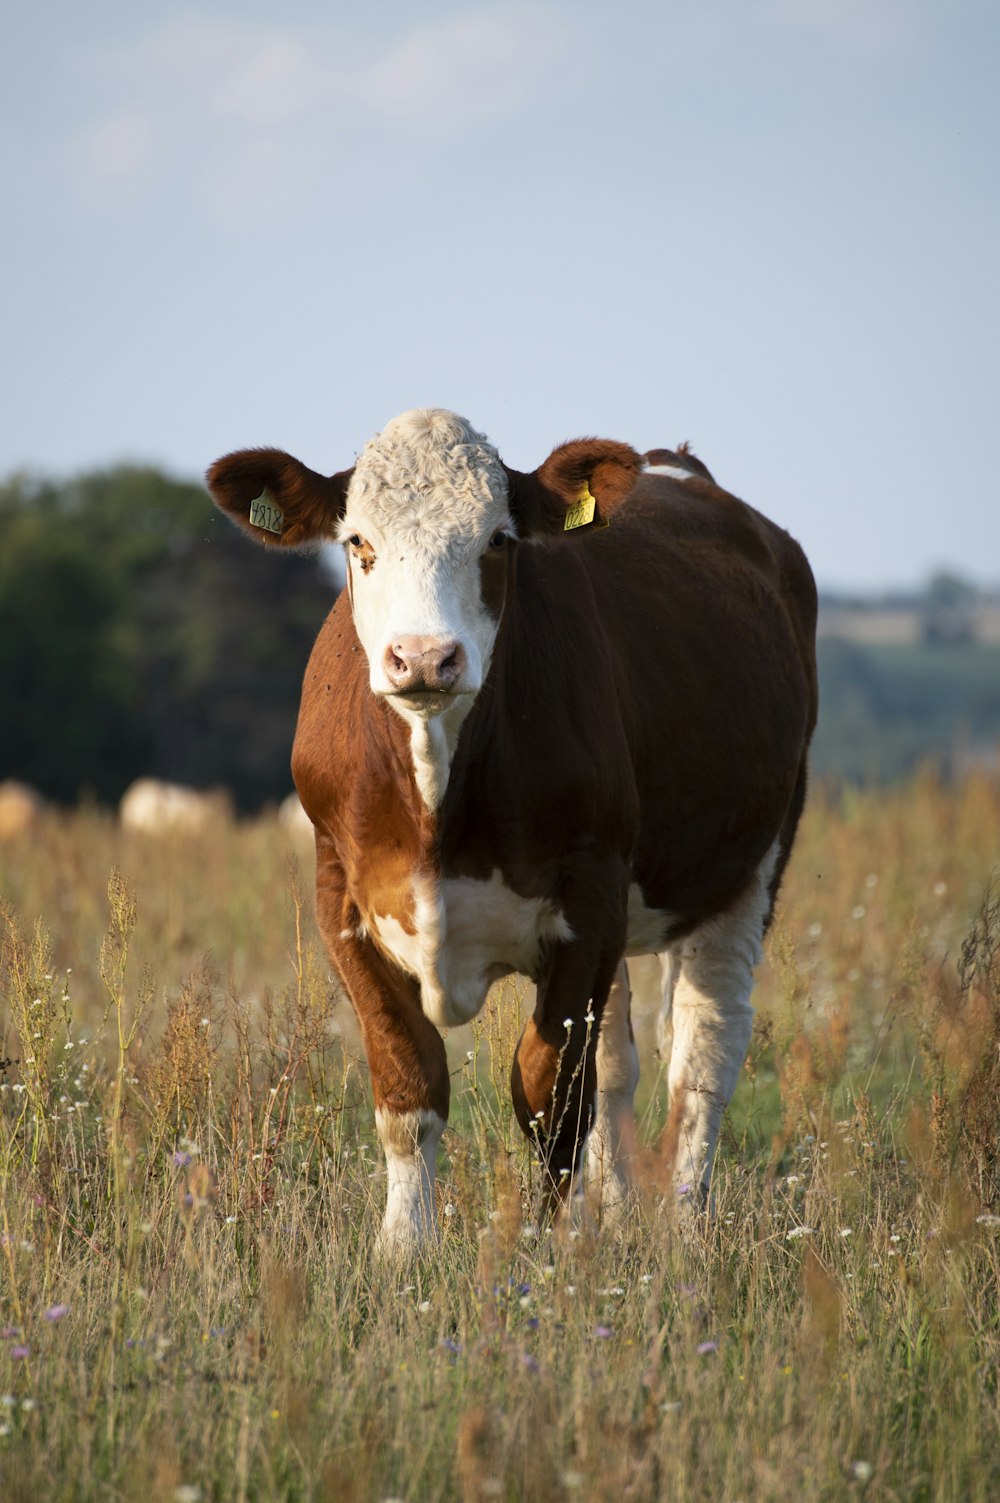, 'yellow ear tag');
564,483,608,532
249,490,284,535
